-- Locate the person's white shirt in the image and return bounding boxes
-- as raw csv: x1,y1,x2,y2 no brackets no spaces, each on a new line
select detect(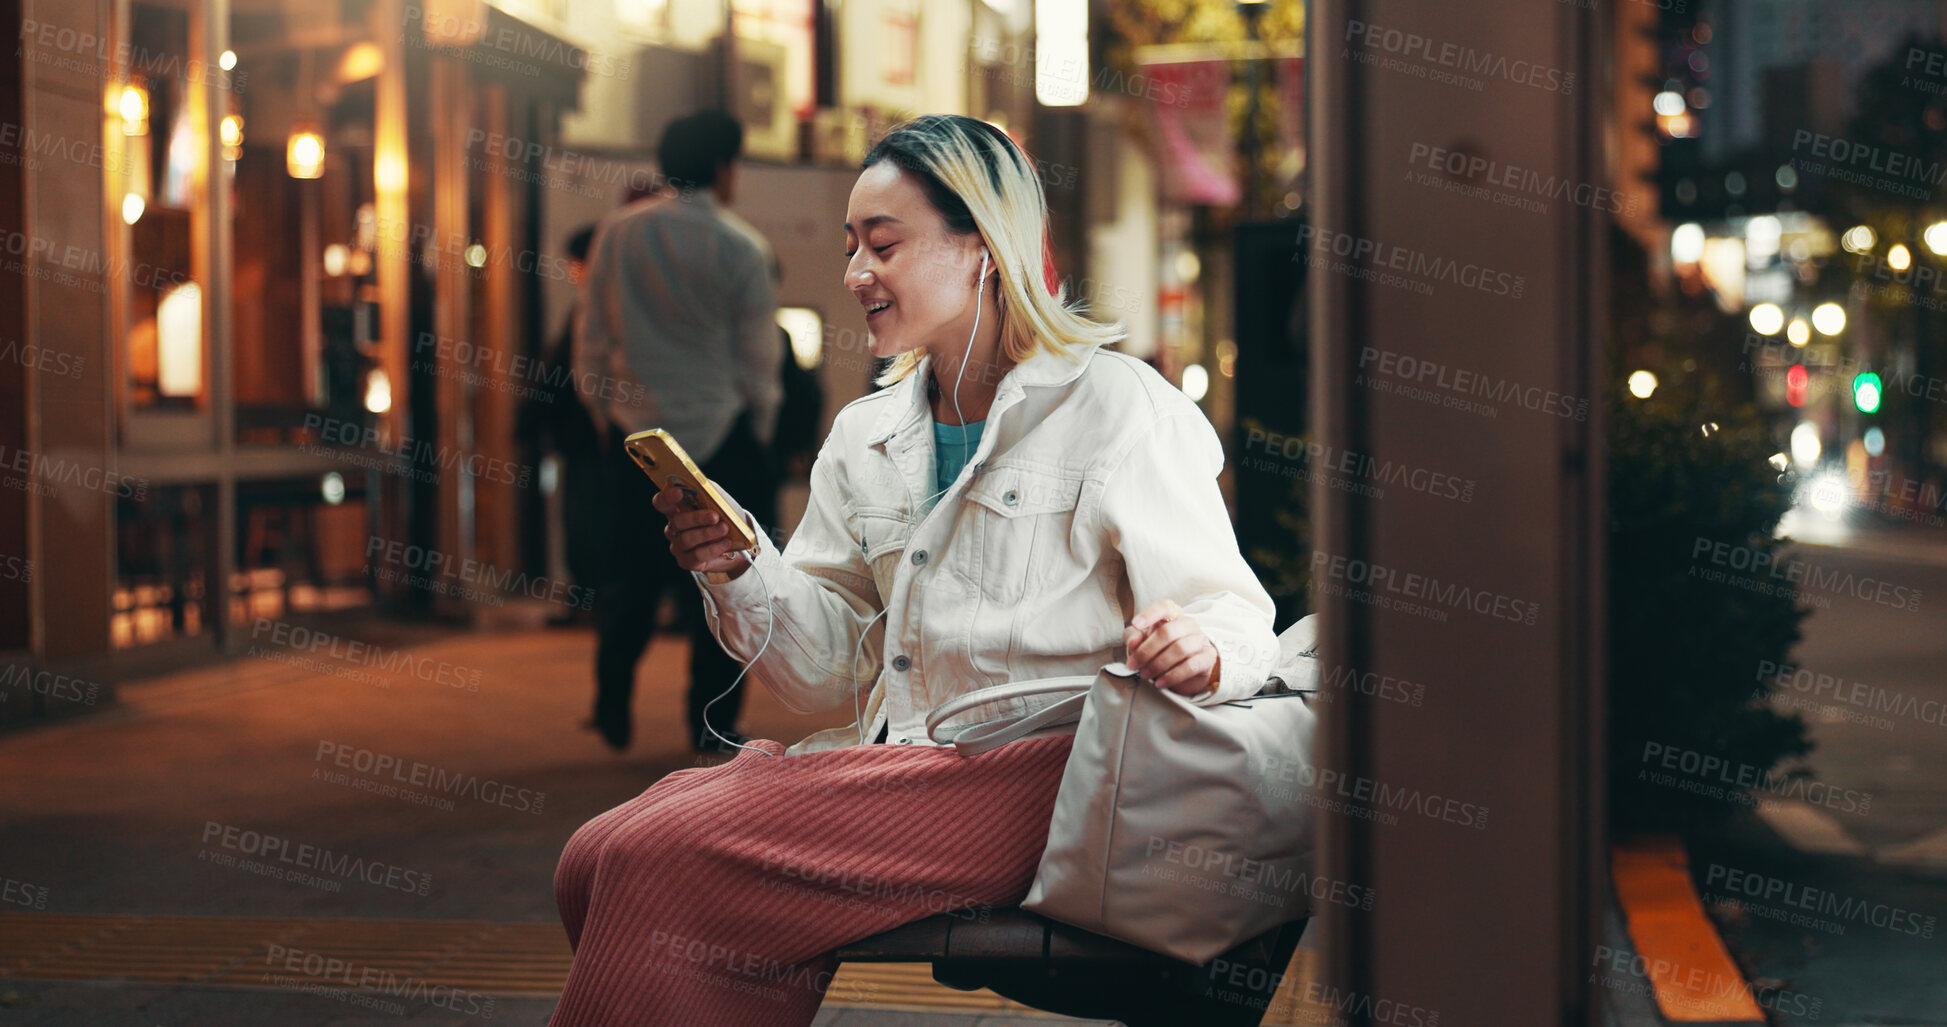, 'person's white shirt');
691,337,1281,755
576,190,782,458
